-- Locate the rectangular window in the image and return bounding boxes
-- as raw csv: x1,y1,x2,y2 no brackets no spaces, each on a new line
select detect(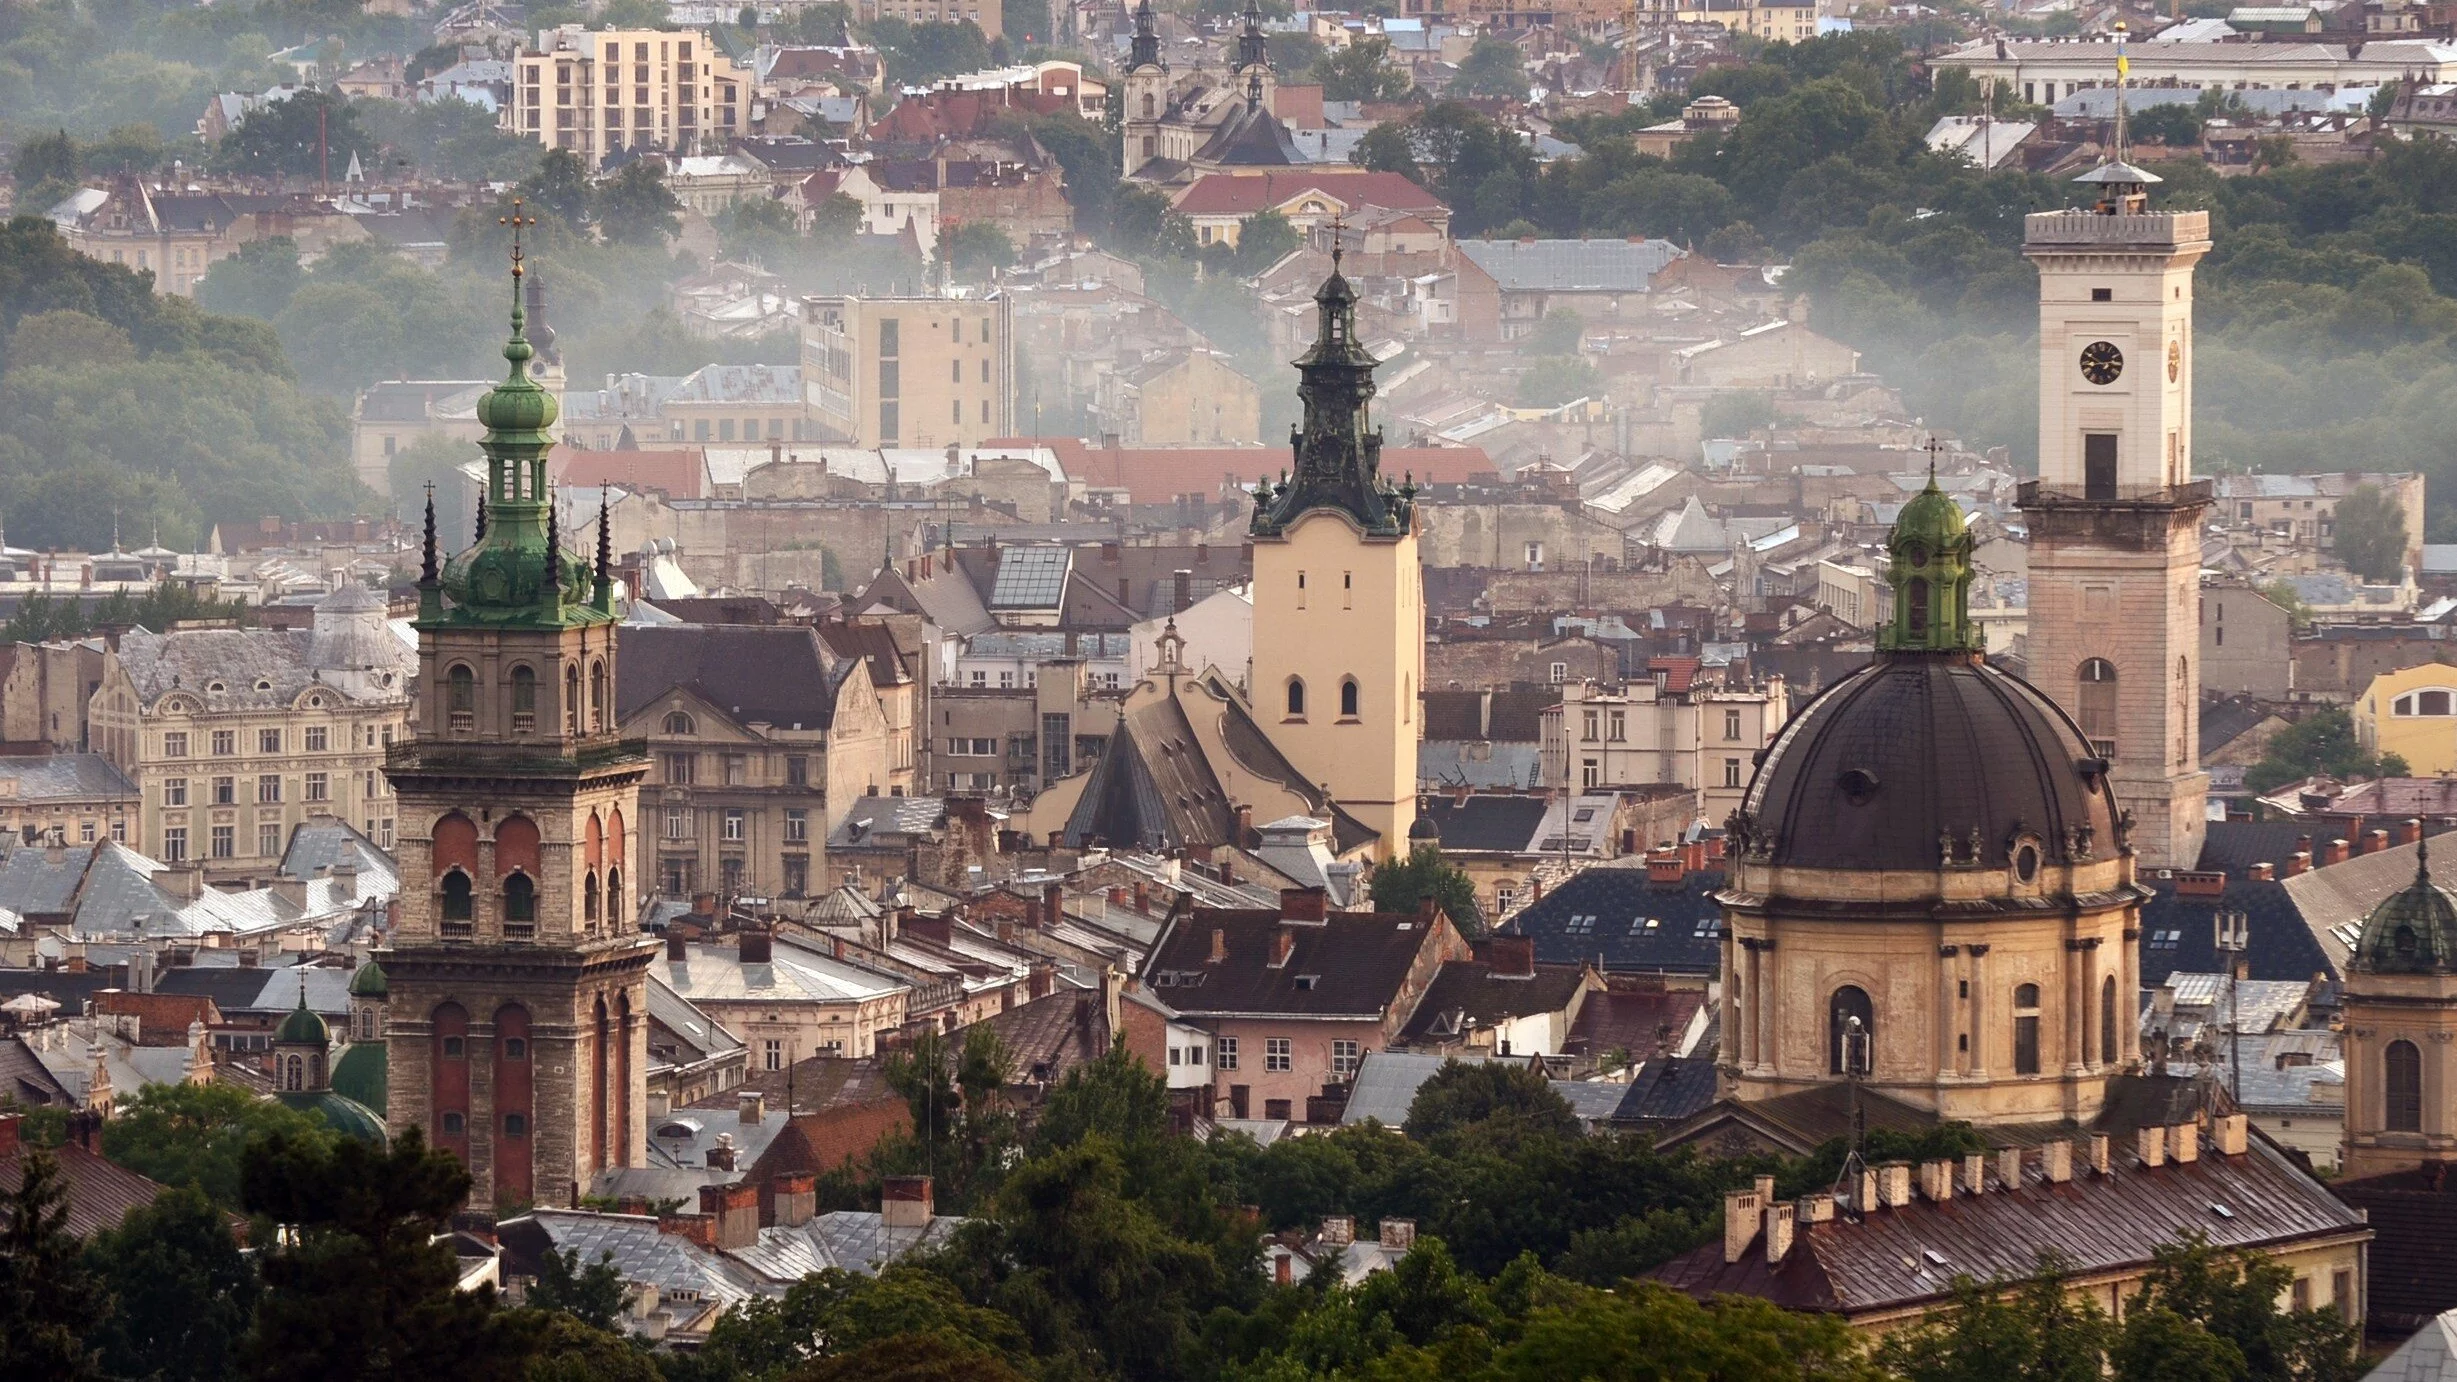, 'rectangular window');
1217,1036,1238,1070
879,401,898,442
164,731,188,757
664,752,695,784
2332,1270,2353,1321
1582,709,1599,742
211,730,235,756
210,825,234,858
879,359,899,397
259,728,282,754
879,317,899,355
1043,712,1072,780
1725,709,1743,740
1723,758,1742,788
785,755,808,787
163,827,186,862
1607,710,1625,742
2292,1278,2311,1312
665,805,690,839
2014,1015,2042,1076
2084,432,2118,500
784,809,807,842
165,778,188,807
212,776,235,806
764,1039,783,1071
78,819,93,843
305,726,328,752
1581,759,1600,790
1331,1039,1361,1078
1265,1037,1292,1072
257,774,282,803
111,818,125,843
723,808,745,842
305,772,328,802
723,753,747,785
783,855,808,897
258,823,282,857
